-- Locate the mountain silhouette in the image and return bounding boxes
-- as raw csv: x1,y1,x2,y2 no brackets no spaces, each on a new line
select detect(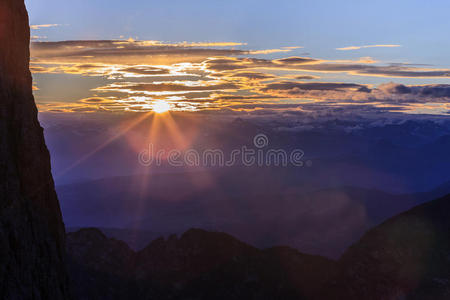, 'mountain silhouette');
66,194,450,299
60,173,450,258
67,228,336,300
333,193,450,299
